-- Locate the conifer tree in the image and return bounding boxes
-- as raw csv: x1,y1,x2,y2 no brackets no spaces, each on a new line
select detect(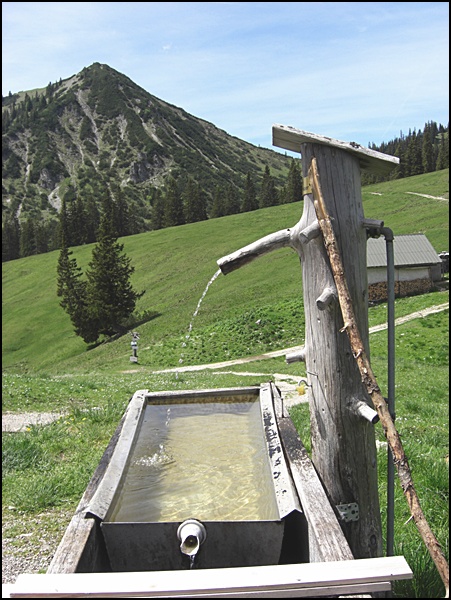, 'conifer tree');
283,159,303,204
20,219,37,257
195,185,208,223
35,222,49,255
422,129,435,173
210,185,225,218
224,184,240,215
112,187,131,237
405,130,423,176
436,133,449,170
84,194,100,243
259,165,278,208
183,177,207,223
163,177,185,227
72,195,88,246
392,143,406,179
57,196,143,343
84,201,143,338
241,172,258,213
150,188,165,230
56,234,97,343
